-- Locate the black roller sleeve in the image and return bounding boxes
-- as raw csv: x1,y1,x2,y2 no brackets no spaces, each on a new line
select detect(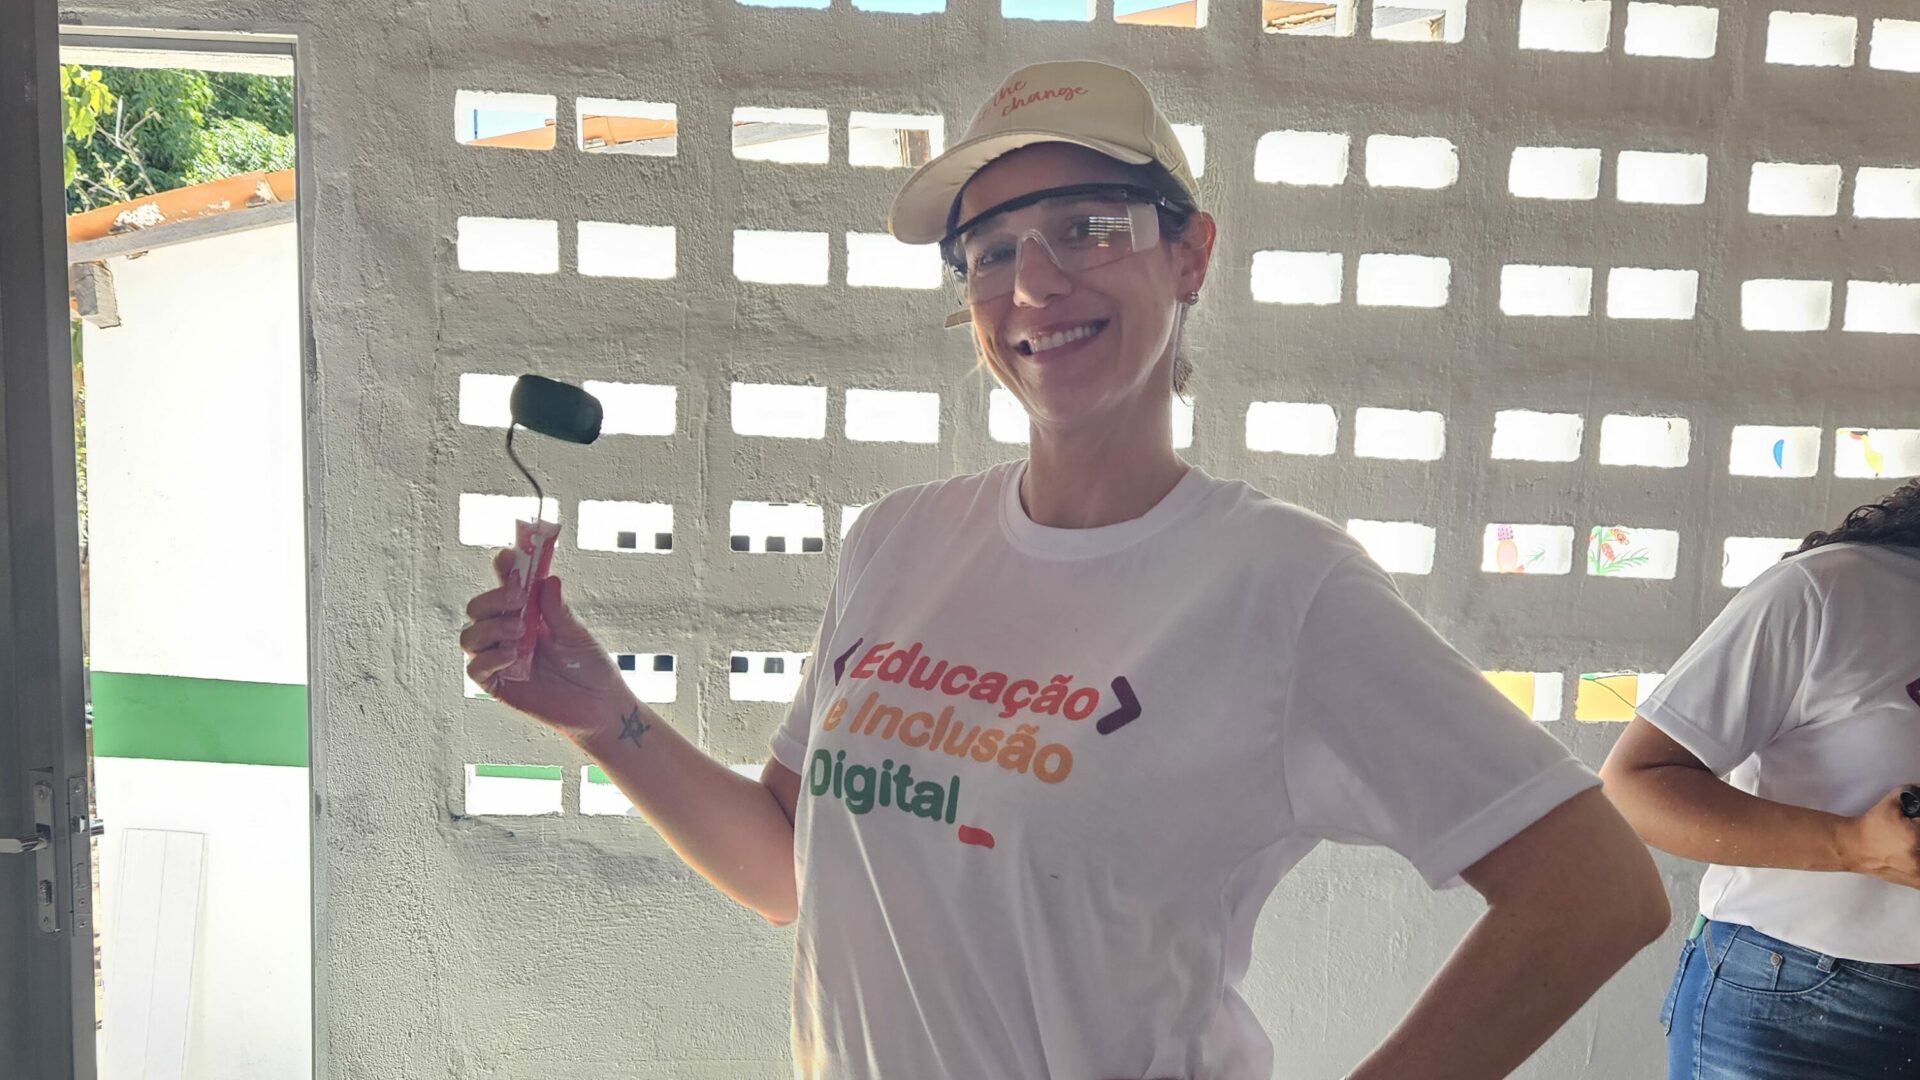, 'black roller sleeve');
510,374,602,444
